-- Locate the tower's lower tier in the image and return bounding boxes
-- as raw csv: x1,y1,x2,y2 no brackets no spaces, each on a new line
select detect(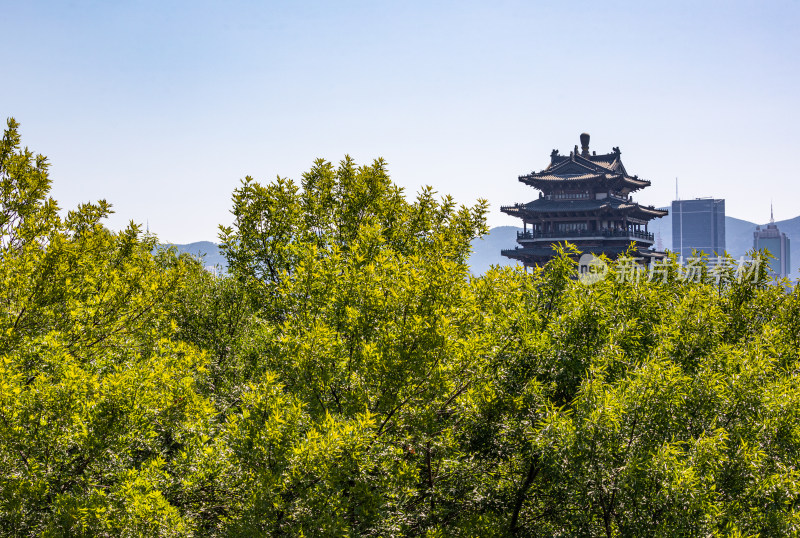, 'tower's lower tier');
501,240,666,268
